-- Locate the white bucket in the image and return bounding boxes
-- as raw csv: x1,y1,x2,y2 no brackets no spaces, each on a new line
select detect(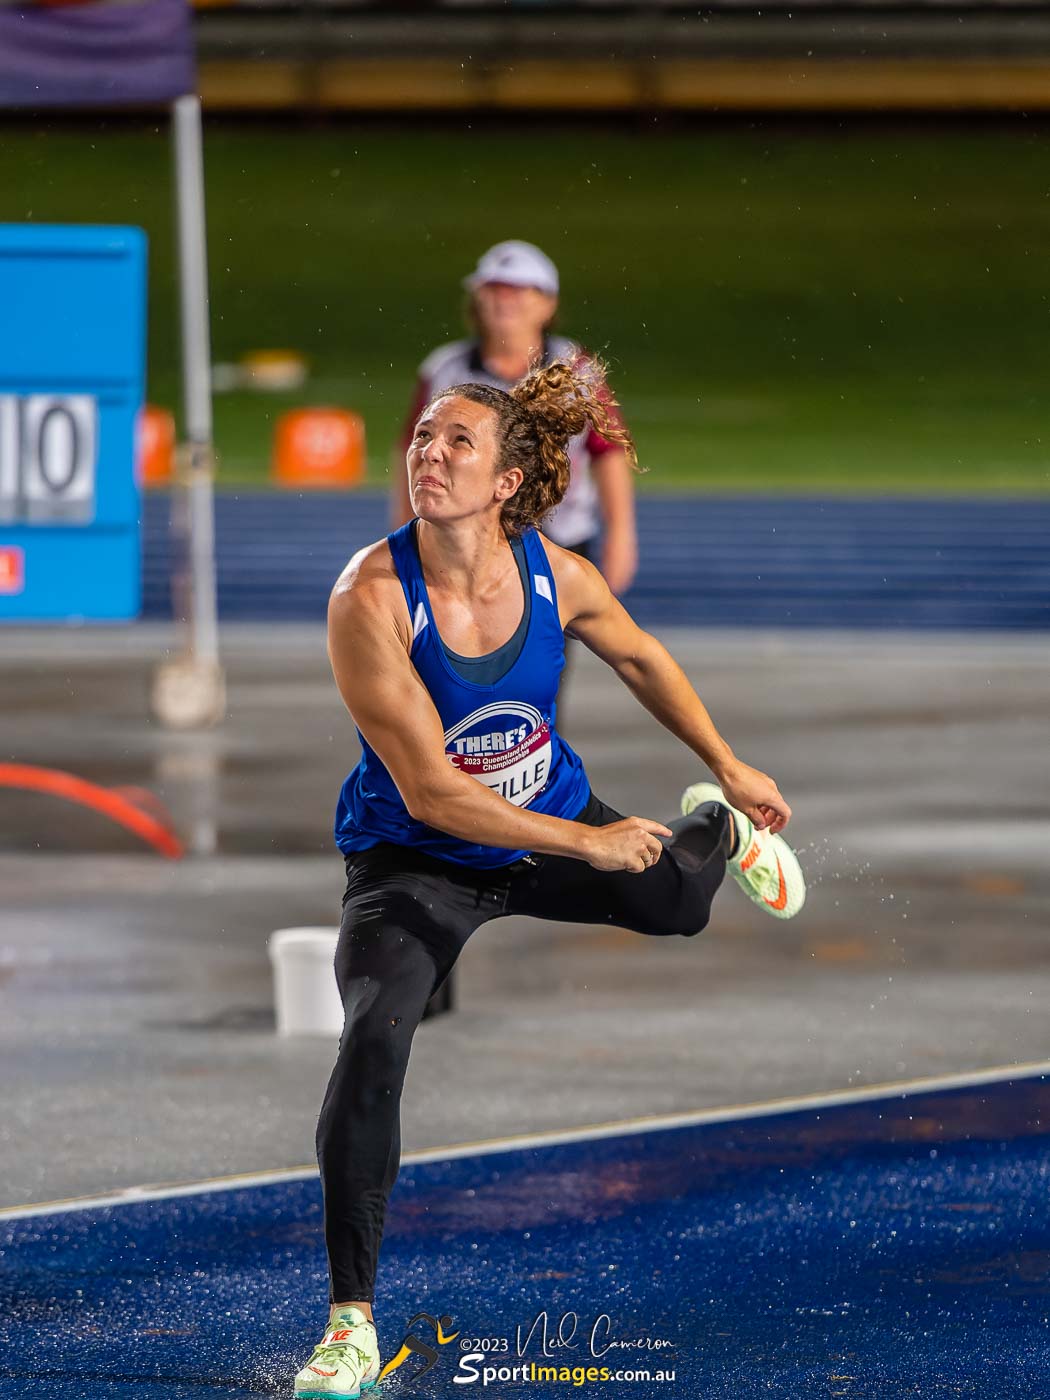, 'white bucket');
268,926,343,1038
